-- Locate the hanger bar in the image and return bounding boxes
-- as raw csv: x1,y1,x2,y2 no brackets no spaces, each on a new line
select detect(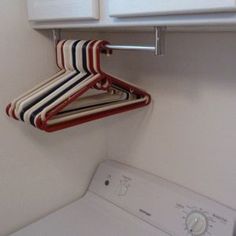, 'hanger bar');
52,26,166,56
105,45,155,52
104,26,165,55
